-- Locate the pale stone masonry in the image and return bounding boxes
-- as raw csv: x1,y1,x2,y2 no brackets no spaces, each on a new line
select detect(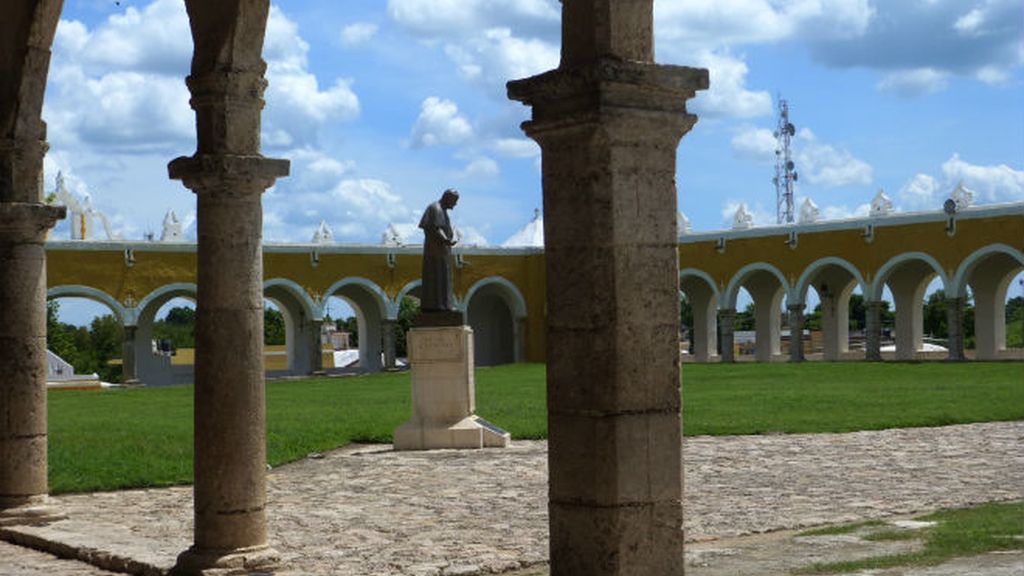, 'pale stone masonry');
167,2,289,574
2,422,1020,575
0,0,66,527
509,1,708,573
